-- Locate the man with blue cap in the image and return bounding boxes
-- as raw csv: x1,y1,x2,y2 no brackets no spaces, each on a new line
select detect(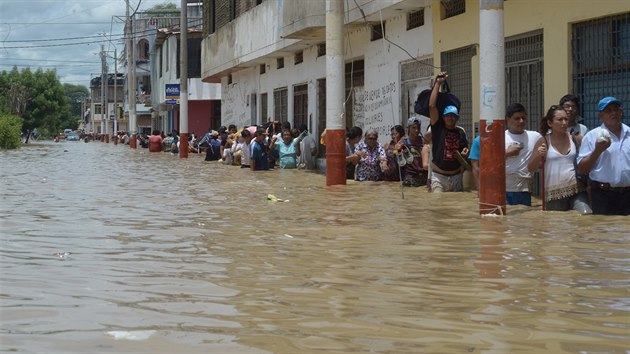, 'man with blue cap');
428,71,469,192
577,96,629,215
